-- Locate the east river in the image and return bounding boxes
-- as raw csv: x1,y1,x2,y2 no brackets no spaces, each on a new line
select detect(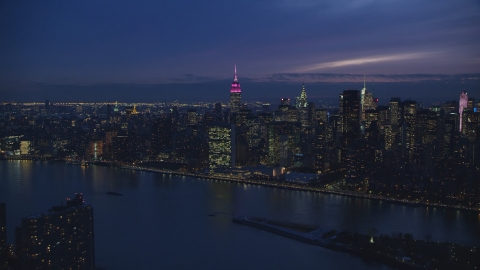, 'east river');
1,161,479,269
